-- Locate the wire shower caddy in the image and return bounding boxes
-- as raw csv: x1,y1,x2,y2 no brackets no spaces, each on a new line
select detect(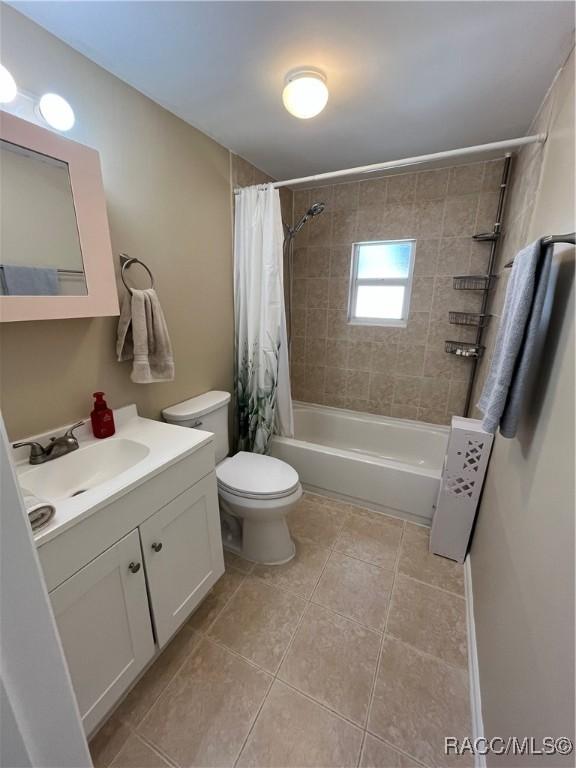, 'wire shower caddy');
448,311,490,327
446,155,512,413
